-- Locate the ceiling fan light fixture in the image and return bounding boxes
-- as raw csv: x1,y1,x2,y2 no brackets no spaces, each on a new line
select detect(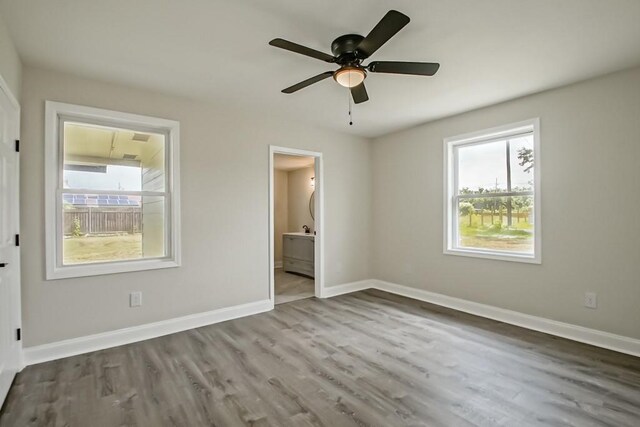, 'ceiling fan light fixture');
333,67,366,88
